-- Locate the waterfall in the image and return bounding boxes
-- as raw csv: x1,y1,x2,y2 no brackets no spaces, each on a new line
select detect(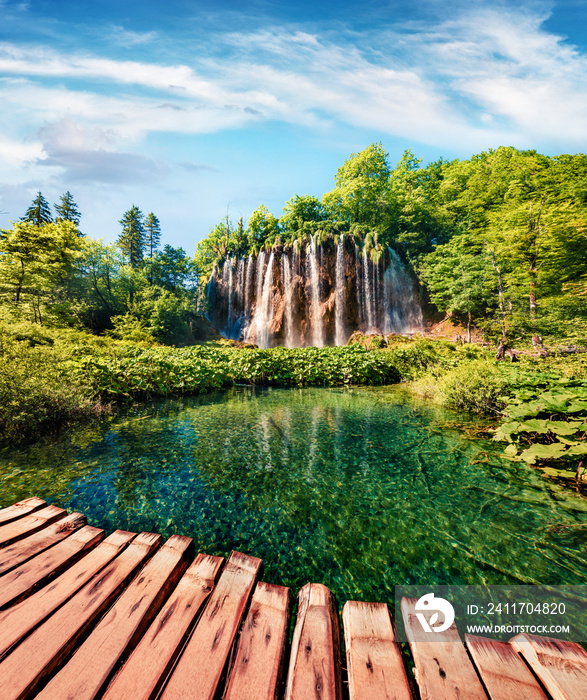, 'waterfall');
237,257,245,318
244,254,254,314
206,235,423,347
282,253,295,348
226,258,233,333
308,235,324,347
384,247,424,333
363,247,374,331
355,243,363,328
254,251,275,349
335,235,346,346
205,264,218,327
